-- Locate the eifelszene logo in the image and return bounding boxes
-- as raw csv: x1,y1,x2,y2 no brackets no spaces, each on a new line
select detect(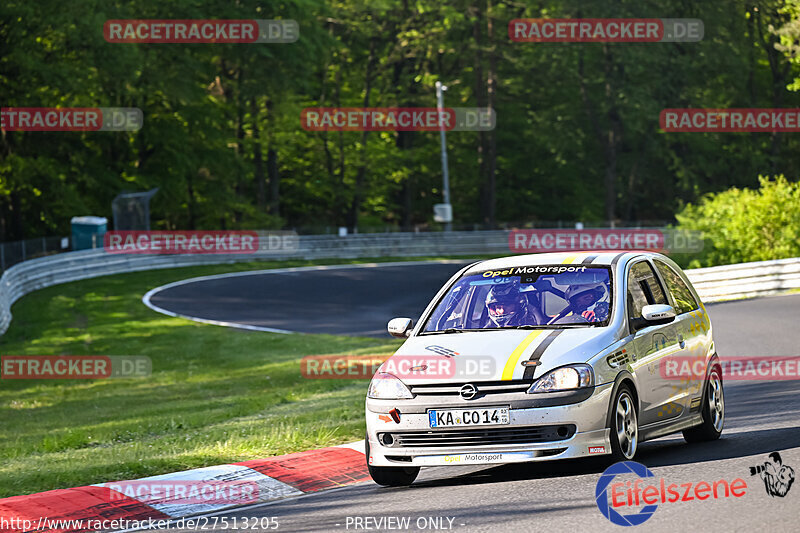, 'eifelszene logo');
595,461,748,526
750,452,795,497
595,461,658,526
